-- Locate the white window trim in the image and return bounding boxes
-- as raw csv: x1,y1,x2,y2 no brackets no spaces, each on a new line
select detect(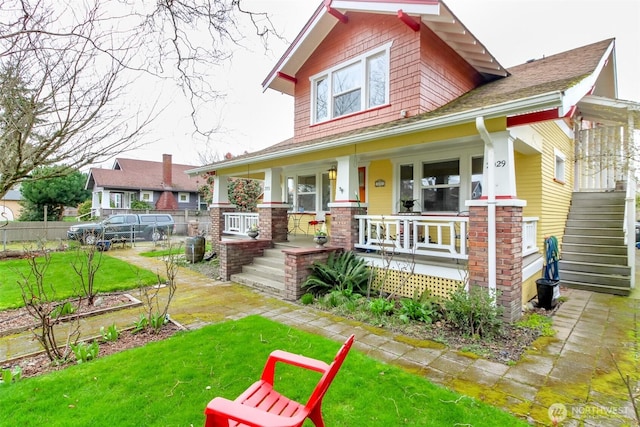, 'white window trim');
140,191,153,202
554,148,566,183
178,192,190,203
309,42,392,125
